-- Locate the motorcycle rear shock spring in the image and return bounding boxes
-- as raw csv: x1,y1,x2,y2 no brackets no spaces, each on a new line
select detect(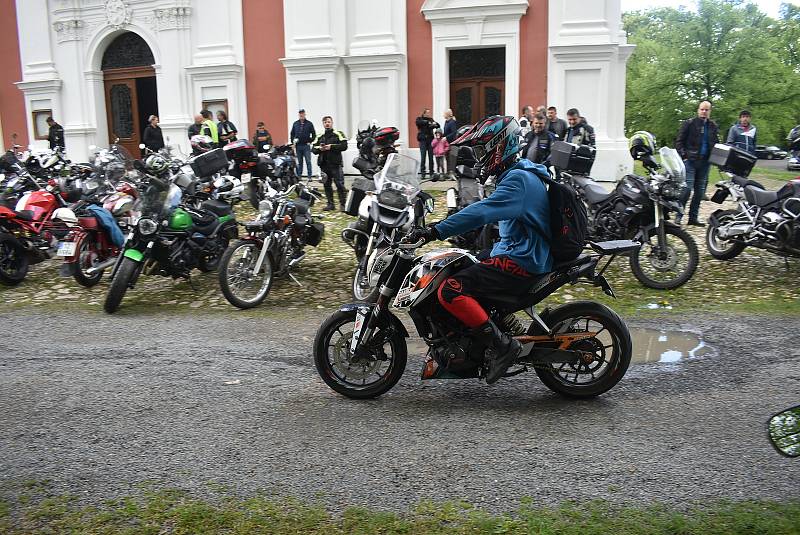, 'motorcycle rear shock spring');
502,313,526,336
